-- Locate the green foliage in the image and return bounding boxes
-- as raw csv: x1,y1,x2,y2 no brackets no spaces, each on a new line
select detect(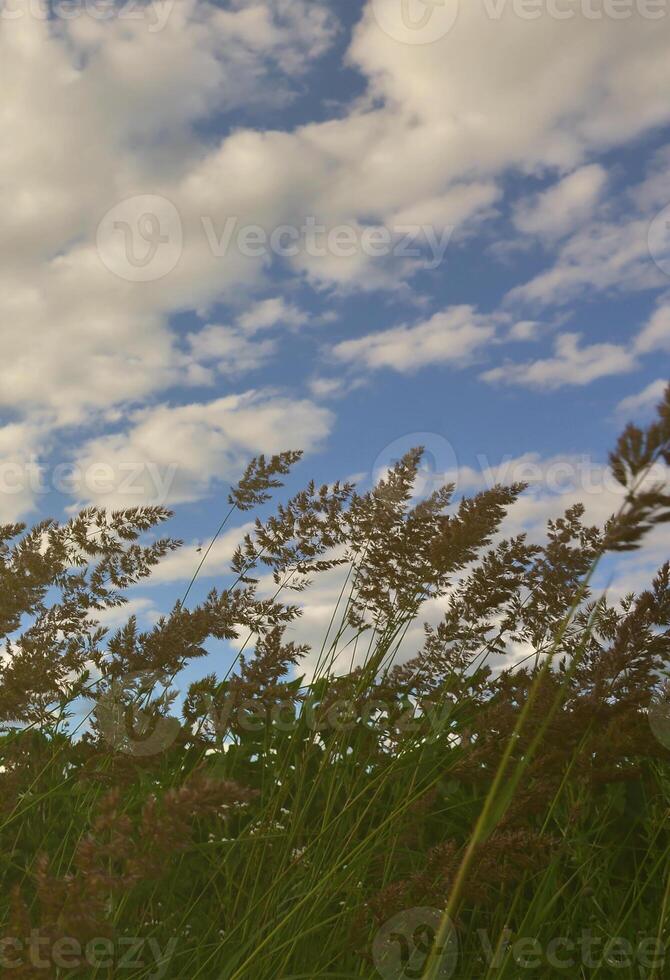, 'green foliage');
0,392,669,978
